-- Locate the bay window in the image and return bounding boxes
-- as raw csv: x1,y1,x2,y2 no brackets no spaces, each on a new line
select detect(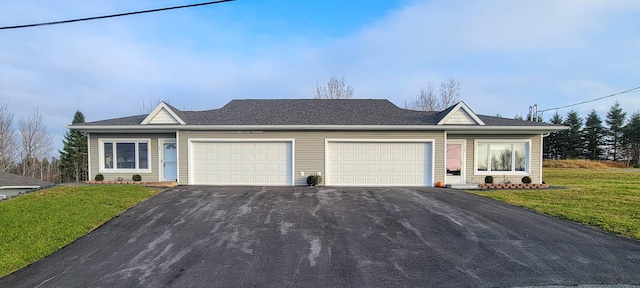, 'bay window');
100,139,150,172
475,141,529,174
